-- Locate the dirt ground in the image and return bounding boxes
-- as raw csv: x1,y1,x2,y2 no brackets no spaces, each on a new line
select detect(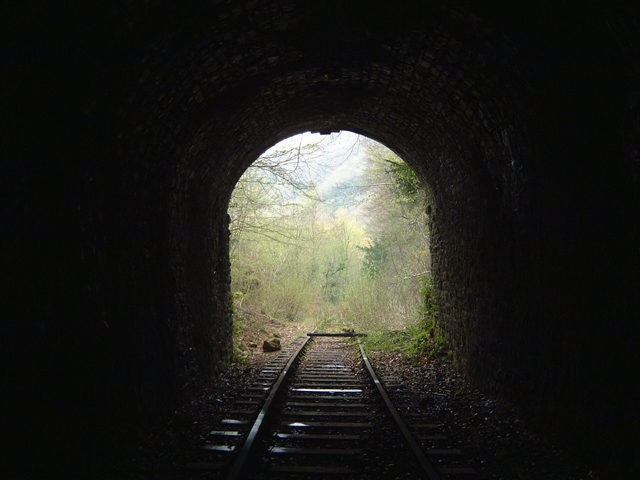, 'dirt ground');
369,350,600,479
